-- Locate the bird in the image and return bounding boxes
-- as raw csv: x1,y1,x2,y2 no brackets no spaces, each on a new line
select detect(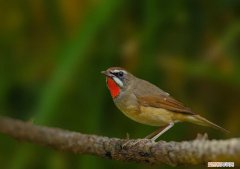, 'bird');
101,67,228,141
